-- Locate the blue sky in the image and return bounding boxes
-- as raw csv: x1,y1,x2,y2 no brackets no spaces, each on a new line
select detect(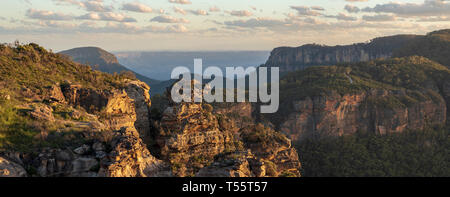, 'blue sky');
0,0,449,51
